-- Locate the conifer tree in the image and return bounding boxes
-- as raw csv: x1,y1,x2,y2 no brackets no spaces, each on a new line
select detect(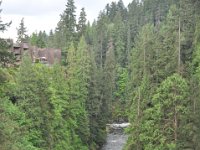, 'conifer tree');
113,66,129,122
127,0,142,44
86,49,107,148
103,39,116,120
179,0,195,65
126,24,159,150
113,11,126,67
66,38,90,147
0,67,36,149
155,5,180,80
0,96,37,150
16,18,28,43
48,64,83,149
37,31,46,48
0,1,11,31
191,22,200,149
15,57,49,149
144,74,191,149
55,0,77,65
47,29,55,48
95,13,110,68
0,1,13,67
64,0,77,45
125,75,151,150
77,8,87,38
